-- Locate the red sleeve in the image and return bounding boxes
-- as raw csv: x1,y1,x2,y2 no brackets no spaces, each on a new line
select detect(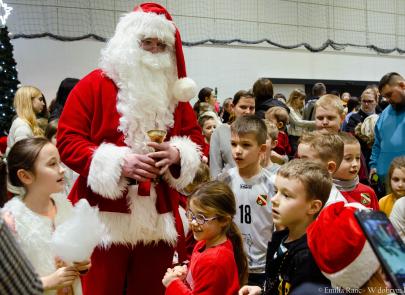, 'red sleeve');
283,132,291,155
56,70,106,176
166,243,238,295
175,102,209,157
165,259,233,295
